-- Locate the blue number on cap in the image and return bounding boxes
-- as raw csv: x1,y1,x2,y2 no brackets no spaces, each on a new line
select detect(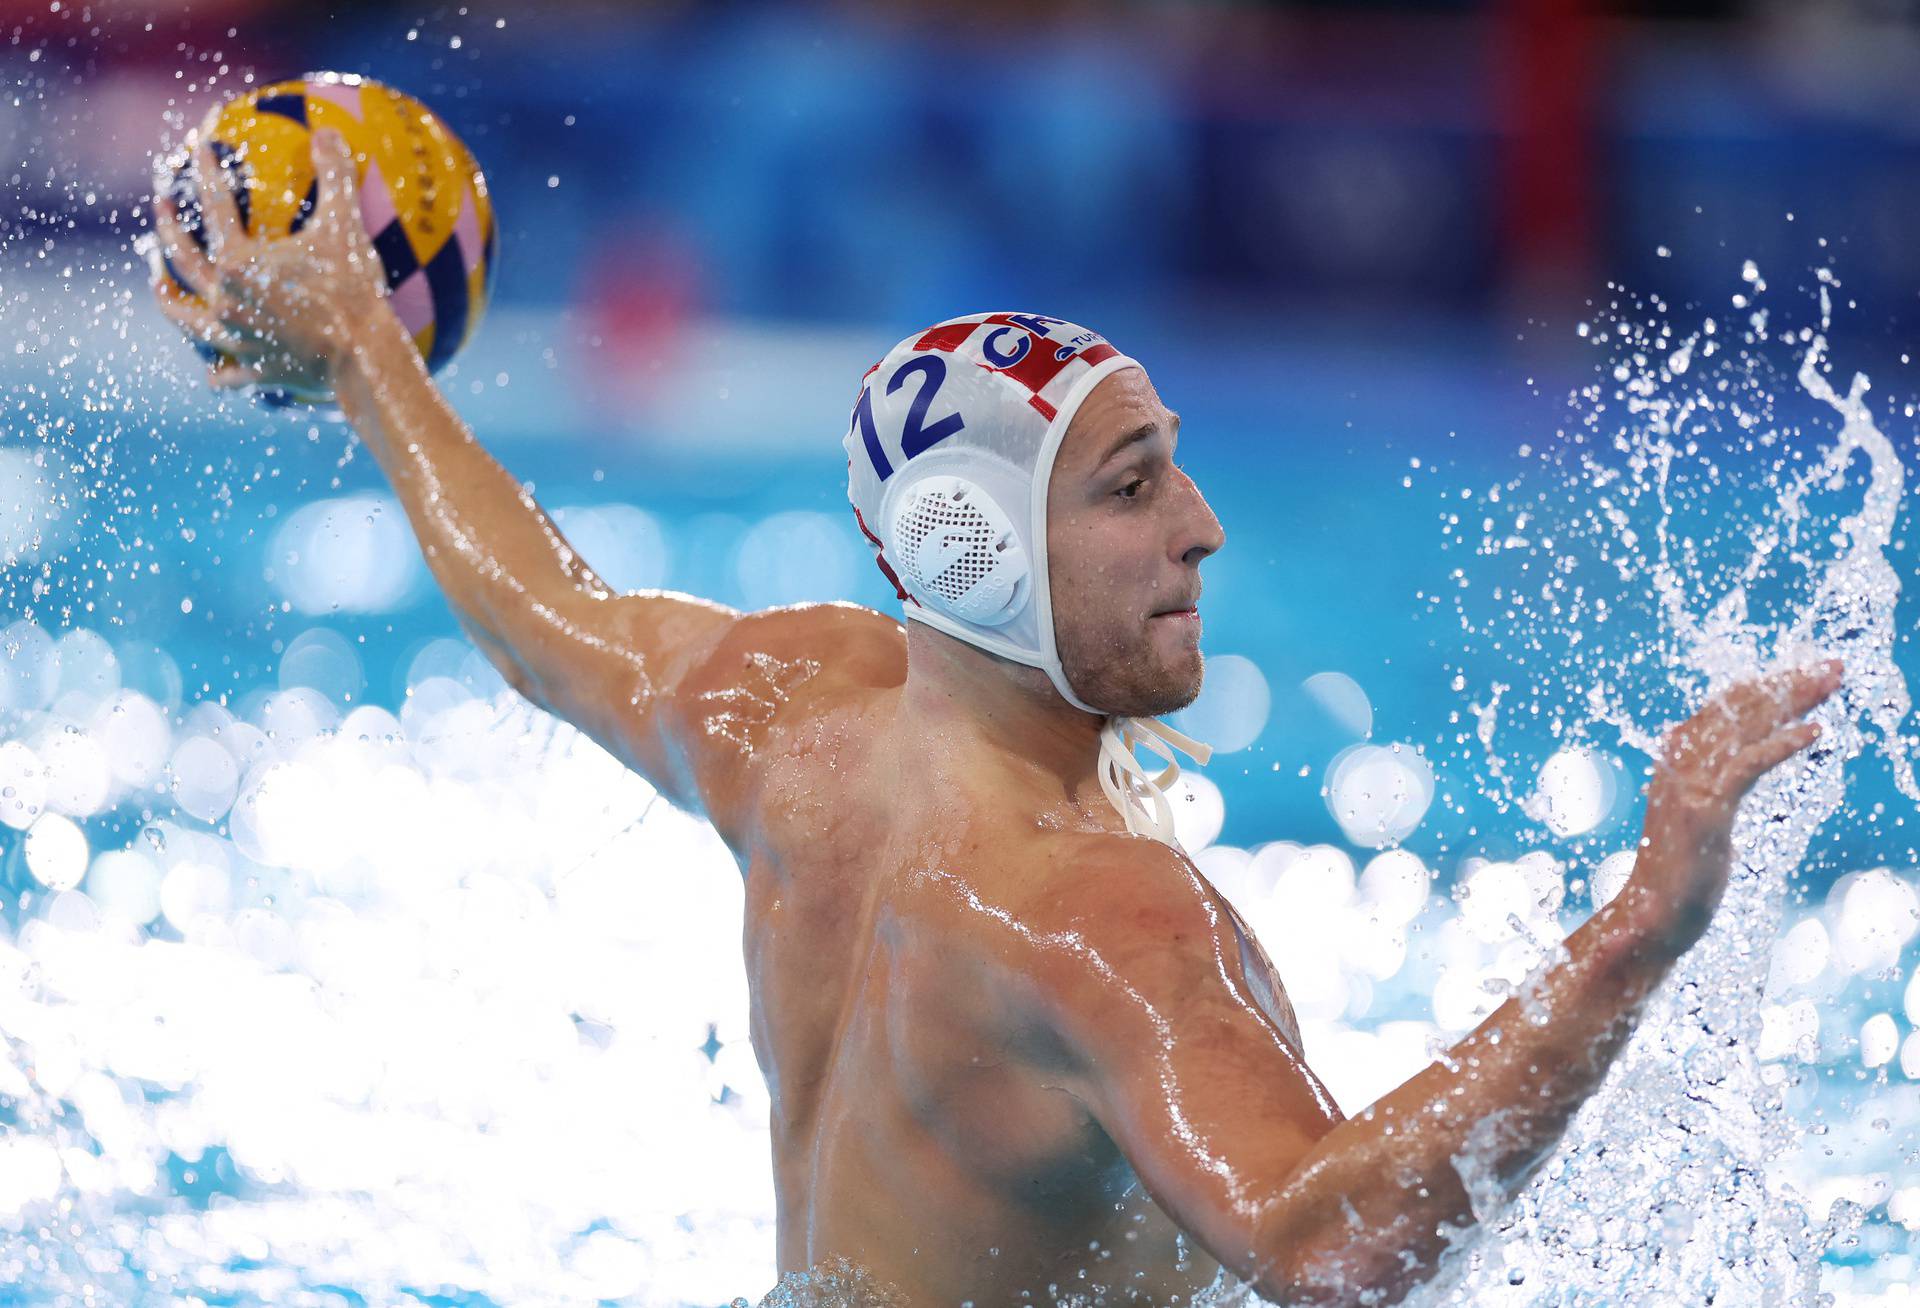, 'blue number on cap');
855,354,968,481
852,385,891,481
890,355,966,461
